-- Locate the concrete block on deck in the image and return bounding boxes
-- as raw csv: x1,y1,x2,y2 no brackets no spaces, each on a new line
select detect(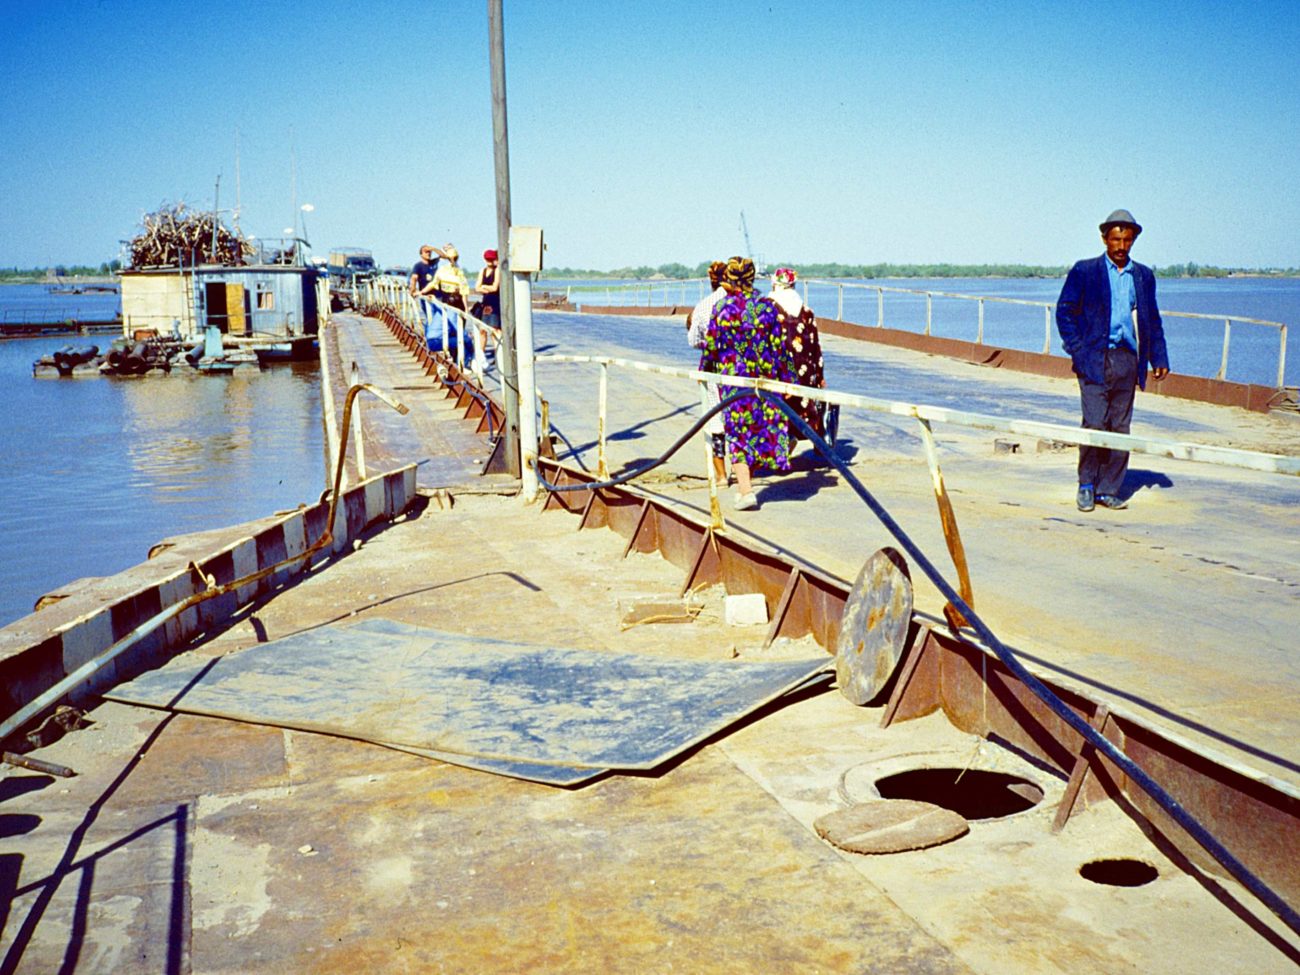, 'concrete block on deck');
725,593,769,627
